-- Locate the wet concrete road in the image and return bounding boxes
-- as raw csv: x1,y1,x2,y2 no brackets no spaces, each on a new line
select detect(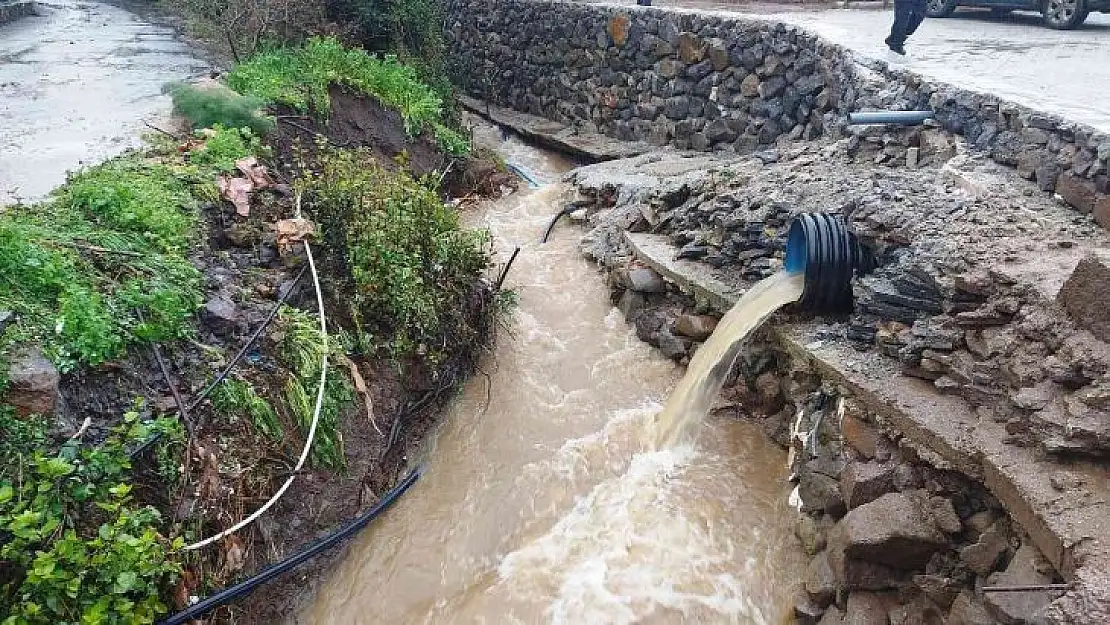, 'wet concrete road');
607,2,1110,133
0,0,210,205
